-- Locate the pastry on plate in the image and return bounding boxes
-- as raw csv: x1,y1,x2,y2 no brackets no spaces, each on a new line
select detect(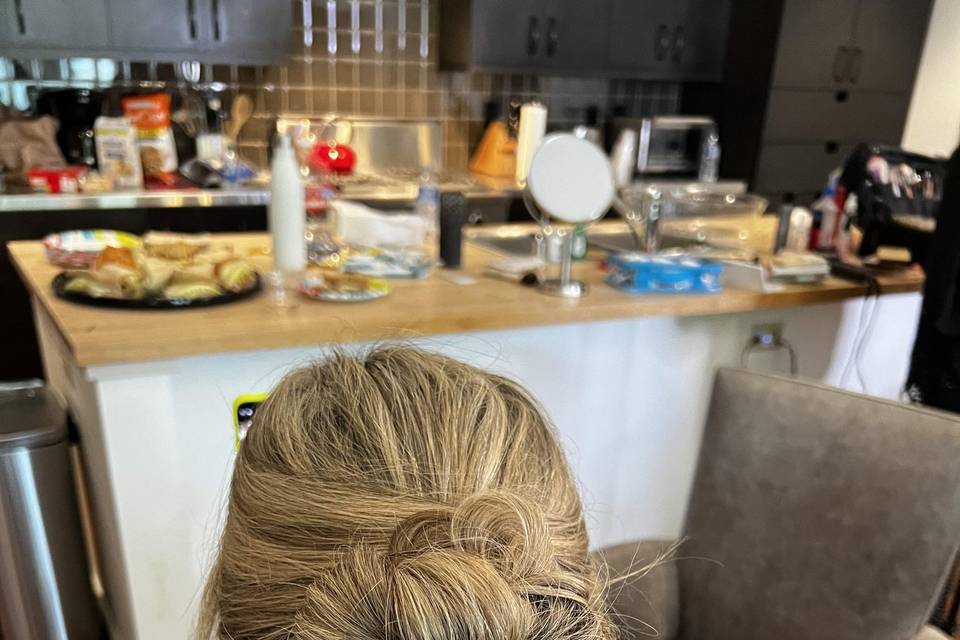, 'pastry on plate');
164,282,223,300
143,231,210,261
63,272,119,298
171,261,216,285
196,243,235,265
216,259,257,293
142,257,177,294
90,248,144,298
